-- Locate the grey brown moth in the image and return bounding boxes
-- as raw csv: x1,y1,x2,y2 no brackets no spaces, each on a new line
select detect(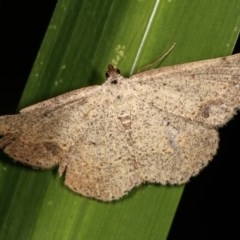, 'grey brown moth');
0,54,240,201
